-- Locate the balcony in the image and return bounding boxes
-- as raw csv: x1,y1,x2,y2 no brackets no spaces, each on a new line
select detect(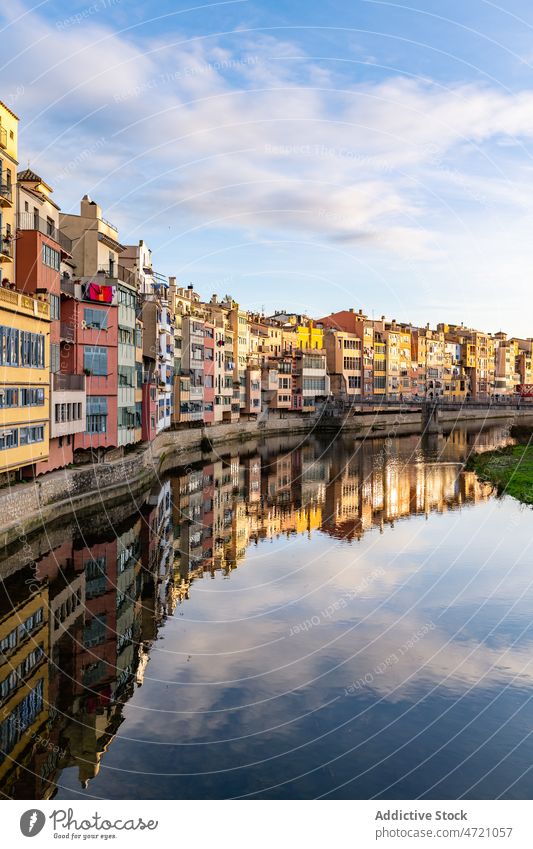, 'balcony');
53,372,85,391
0,232,14,261
60,277,76,297
0,286,50,317
98,264,137,286
60,322,75,342
17,211,59,241
0,124,6,149
0,182,13,207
